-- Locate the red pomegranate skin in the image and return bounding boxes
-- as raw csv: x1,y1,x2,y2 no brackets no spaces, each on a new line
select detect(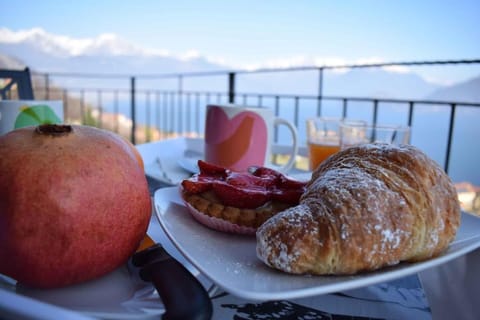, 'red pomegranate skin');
0,125,151,288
